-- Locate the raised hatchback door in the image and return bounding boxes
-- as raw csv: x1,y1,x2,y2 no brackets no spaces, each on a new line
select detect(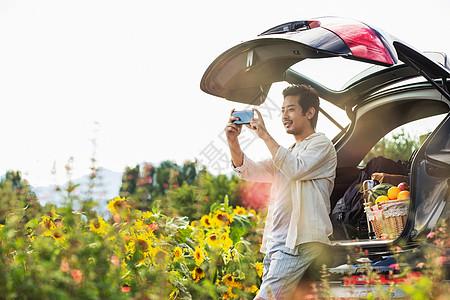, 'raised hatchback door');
200,17,398,105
